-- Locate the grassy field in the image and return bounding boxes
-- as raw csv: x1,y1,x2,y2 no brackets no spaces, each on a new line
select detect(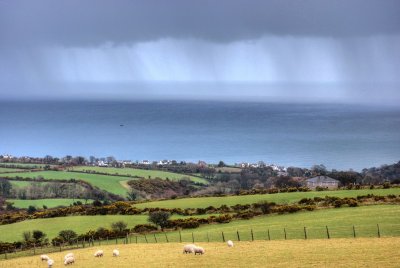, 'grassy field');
69,166,208,184
6,199,91,209
0,168,24,173
0,205,399,243
2,171,131,196
8,180,34,188
1,238,399,267
0,163,48,169
0,214,214,243
134,188,400,209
